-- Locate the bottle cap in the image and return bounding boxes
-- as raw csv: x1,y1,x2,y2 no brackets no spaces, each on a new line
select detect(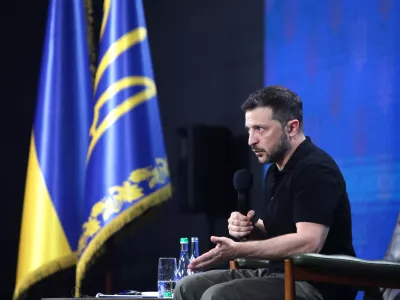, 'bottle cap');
191,237,198,242
180,237,188,243
164,291,173,298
